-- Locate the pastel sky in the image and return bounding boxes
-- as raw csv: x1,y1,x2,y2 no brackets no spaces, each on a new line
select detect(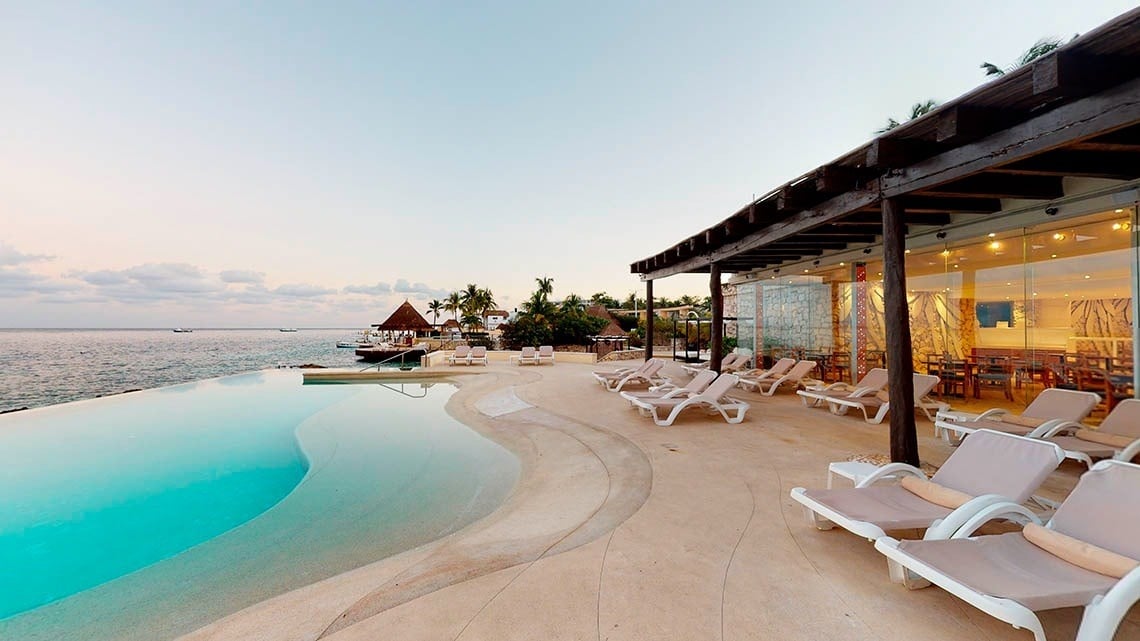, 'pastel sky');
2,1,1135,327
